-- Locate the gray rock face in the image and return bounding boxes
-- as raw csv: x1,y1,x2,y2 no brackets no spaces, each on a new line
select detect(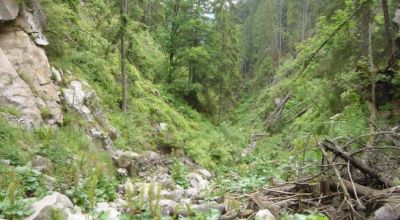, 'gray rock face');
0,0,19,21
63,80,117,151
0,47,42,128
0,9,63,128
